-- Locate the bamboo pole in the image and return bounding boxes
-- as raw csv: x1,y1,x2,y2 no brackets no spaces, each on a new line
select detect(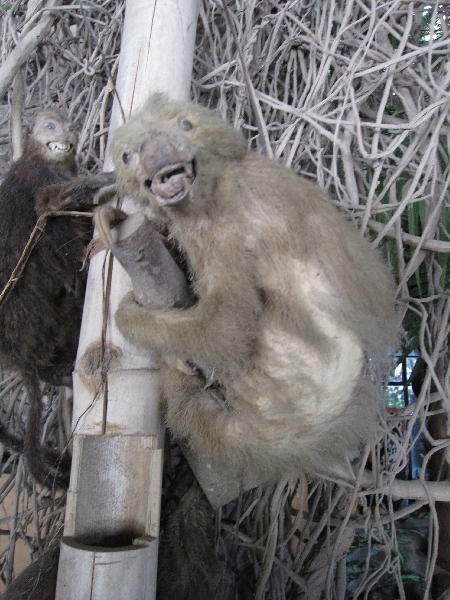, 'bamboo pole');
55,2,200,599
